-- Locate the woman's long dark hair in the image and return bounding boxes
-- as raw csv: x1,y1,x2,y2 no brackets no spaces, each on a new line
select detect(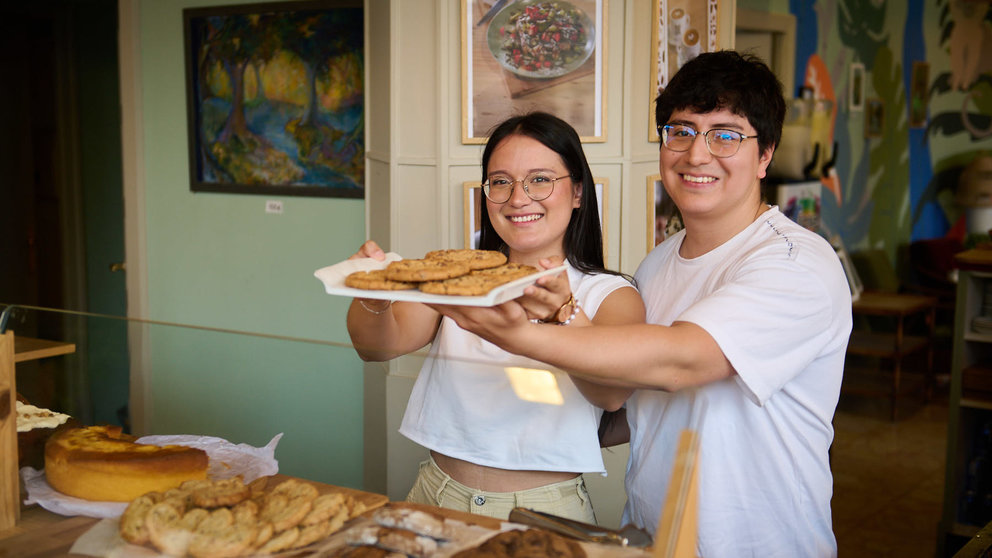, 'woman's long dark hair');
478,112,617,277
